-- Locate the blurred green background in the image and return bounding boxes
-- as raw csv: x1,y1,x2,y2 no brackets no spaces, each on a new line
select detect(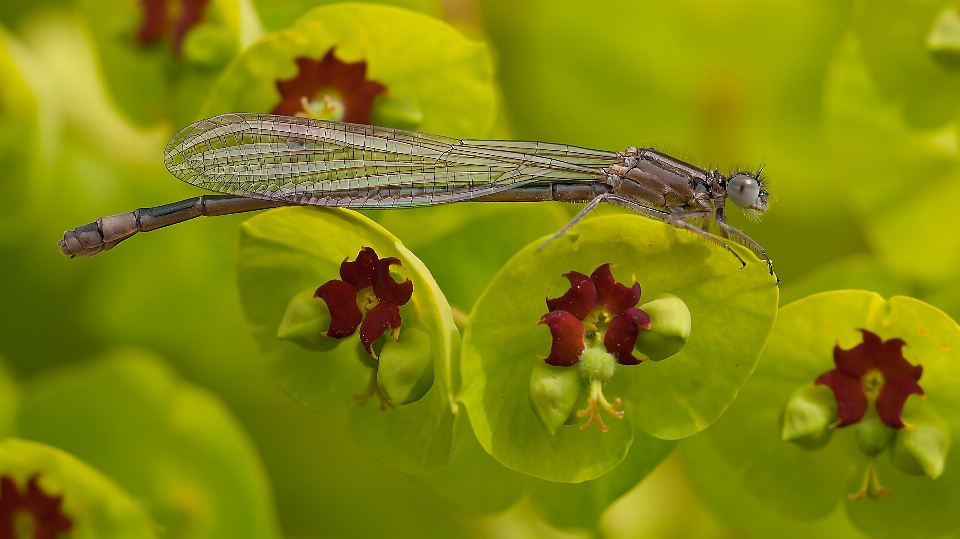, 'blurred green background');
2,0,960,537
